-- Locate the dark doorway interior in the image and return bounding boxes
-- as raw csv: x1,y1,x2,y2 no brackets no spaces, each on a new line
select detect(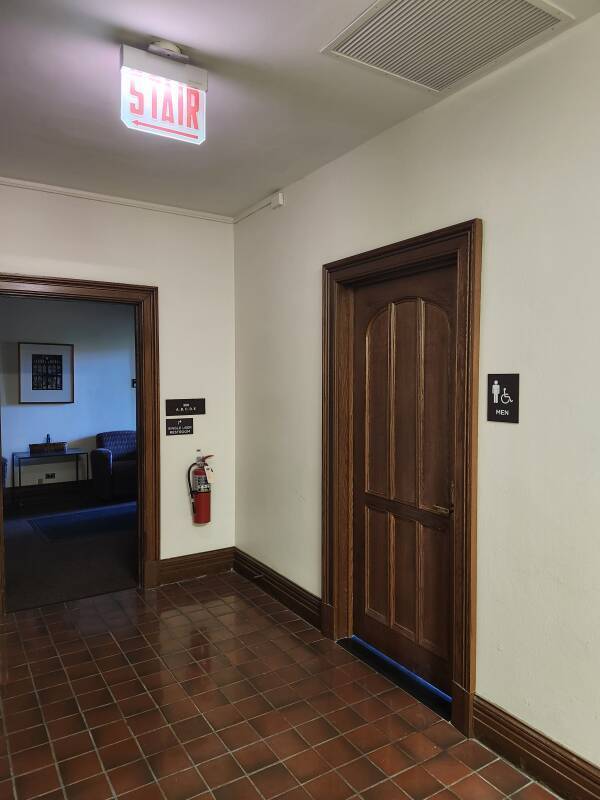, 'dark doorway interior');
4,501,137,609
0,295,139,611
